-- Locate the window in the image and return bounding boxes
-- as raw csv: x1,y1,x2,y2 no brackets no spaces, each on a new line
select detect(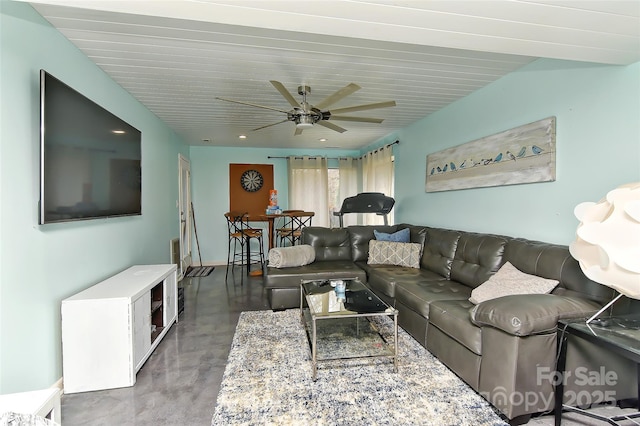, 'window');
328,168,340,228
287,146,395,227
